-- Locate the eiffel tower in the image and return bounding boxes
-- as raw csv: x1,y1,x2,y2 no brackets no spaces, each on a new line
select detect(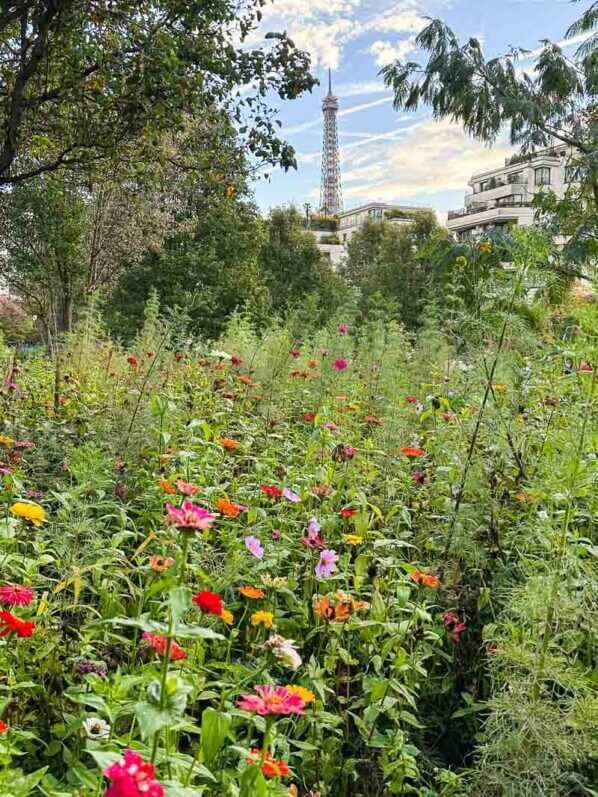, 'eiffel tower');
319,69,343,216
